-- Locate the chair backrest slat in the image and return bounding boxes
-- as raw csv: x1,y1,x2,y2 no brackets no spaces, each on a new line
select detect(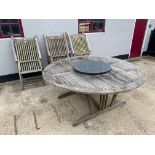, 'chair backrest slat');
44,34,69,63
69,33,90,56
14,38,40,62
12,37,42,74
64,32,73,56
